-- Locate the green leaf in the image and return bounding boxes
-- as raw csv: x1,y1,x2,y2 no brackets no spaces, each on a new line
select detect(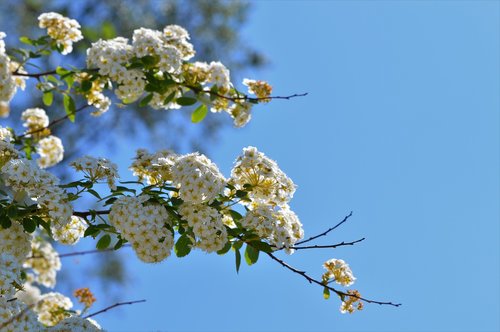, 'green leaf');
19,36,34,45
42,92,53,106
244,244,259,265
96,234,111,250
228,210,243,222
163,91,177,105
81,80,92,92
34,216,52,238
0,214,11,229
248,240,273,253
7,205,18,219
87,189,101,199
235,248,241,273
323,287,330,300
101,21,116,39
191,104,208,123
217,241,232,255
232,240,243,251
84,226,99,238
22,218,37,233
63,95,76,122
114,238,125,250
235,190,248,198
176,97,197,106
139,94,153,107
56,66,70,76
174,235,192,257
